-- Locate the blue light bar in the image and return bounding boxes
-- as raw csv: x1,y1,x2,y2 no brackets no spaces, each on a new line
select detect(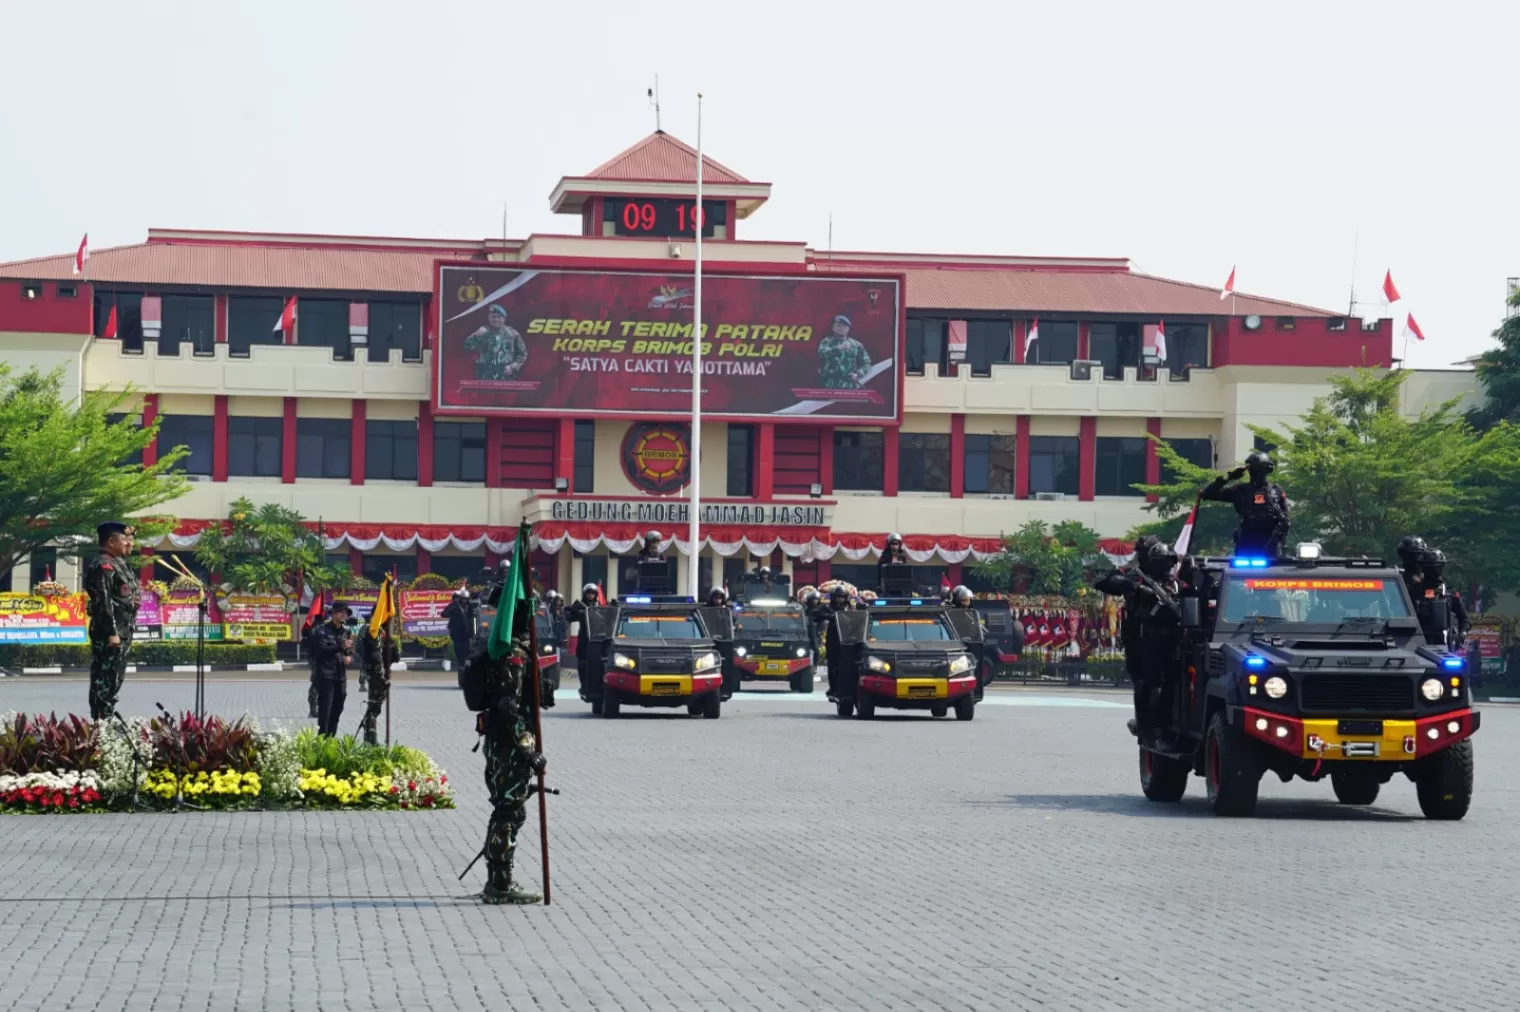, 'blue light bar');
1244,655,1268,670
1442,657,1465,671
623,595,652,604
910,599,924,605
1232,557,1271,569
